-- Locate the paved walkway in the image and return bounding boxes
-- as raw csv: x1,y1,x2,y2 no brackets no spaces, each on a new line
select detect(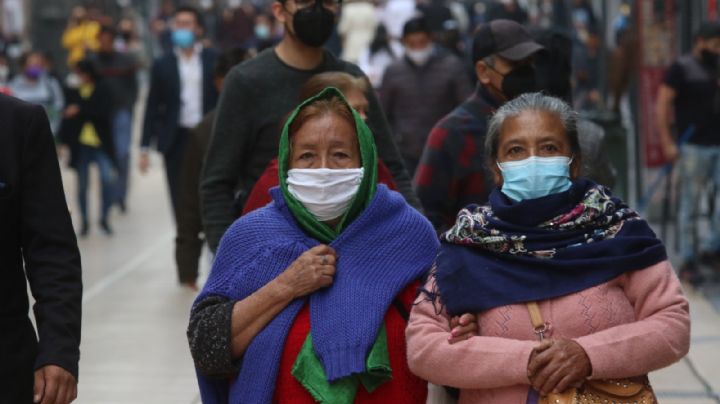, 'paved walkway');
61,155,203,404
